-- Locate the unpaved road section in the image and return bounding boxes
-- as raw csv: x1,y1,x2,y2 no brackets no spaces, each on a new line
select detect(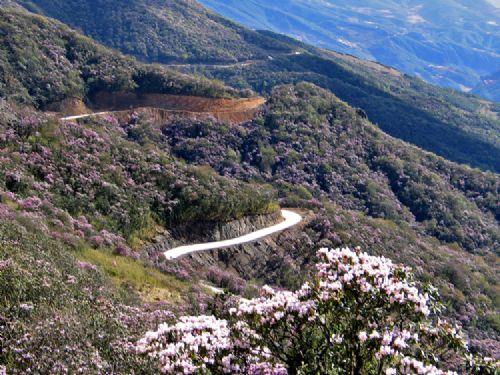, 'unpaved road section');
58,94,266,124
164,209,302,260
